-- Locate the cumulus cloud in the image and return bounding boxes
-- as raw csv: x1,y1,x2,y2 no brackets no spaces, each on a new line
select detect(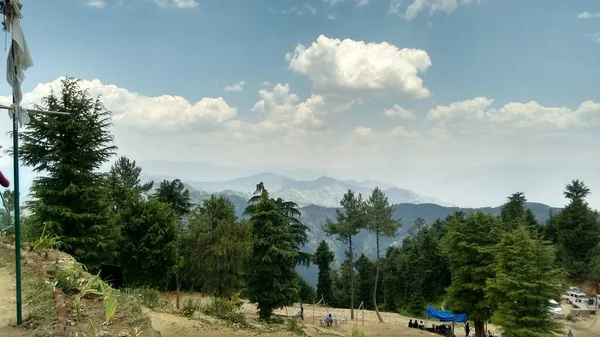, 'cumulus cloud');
225,81,246,92
324,0,344,6
252,83,357,129
354,126,372,138
426,97,600,137
154,0,198,9
578,12,600,19
0,78,236,133
391,0,476,20
286,35,431,99
384,104,416,119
